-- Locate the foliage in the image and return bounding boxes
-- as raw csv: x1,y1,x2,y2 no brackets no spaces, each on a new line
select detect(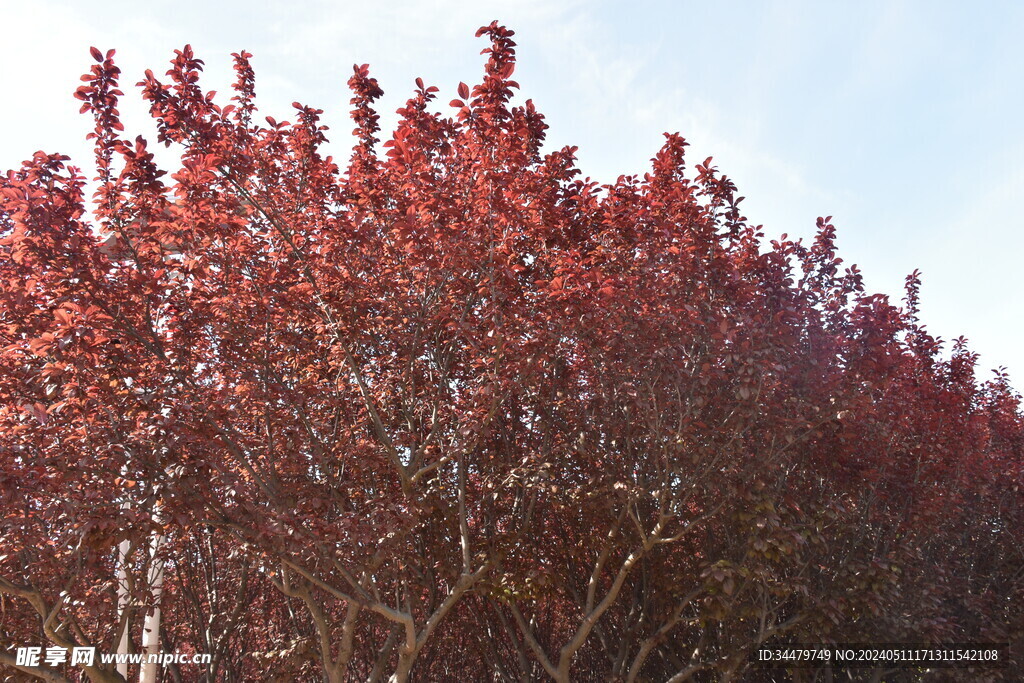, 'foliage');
0,24,1021,683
